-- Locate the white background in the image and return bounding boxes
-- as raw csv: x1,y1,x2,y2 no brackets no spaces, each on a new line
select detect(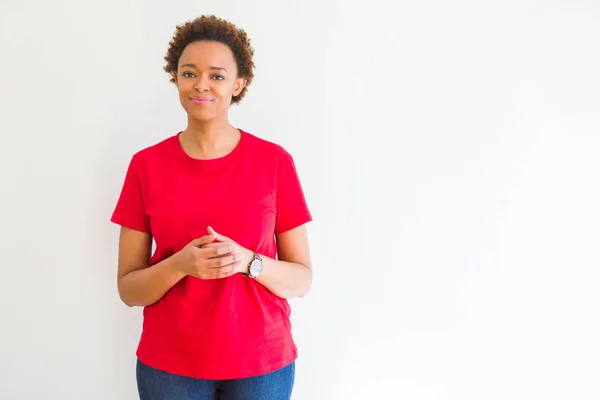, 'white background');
1,0,599,399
